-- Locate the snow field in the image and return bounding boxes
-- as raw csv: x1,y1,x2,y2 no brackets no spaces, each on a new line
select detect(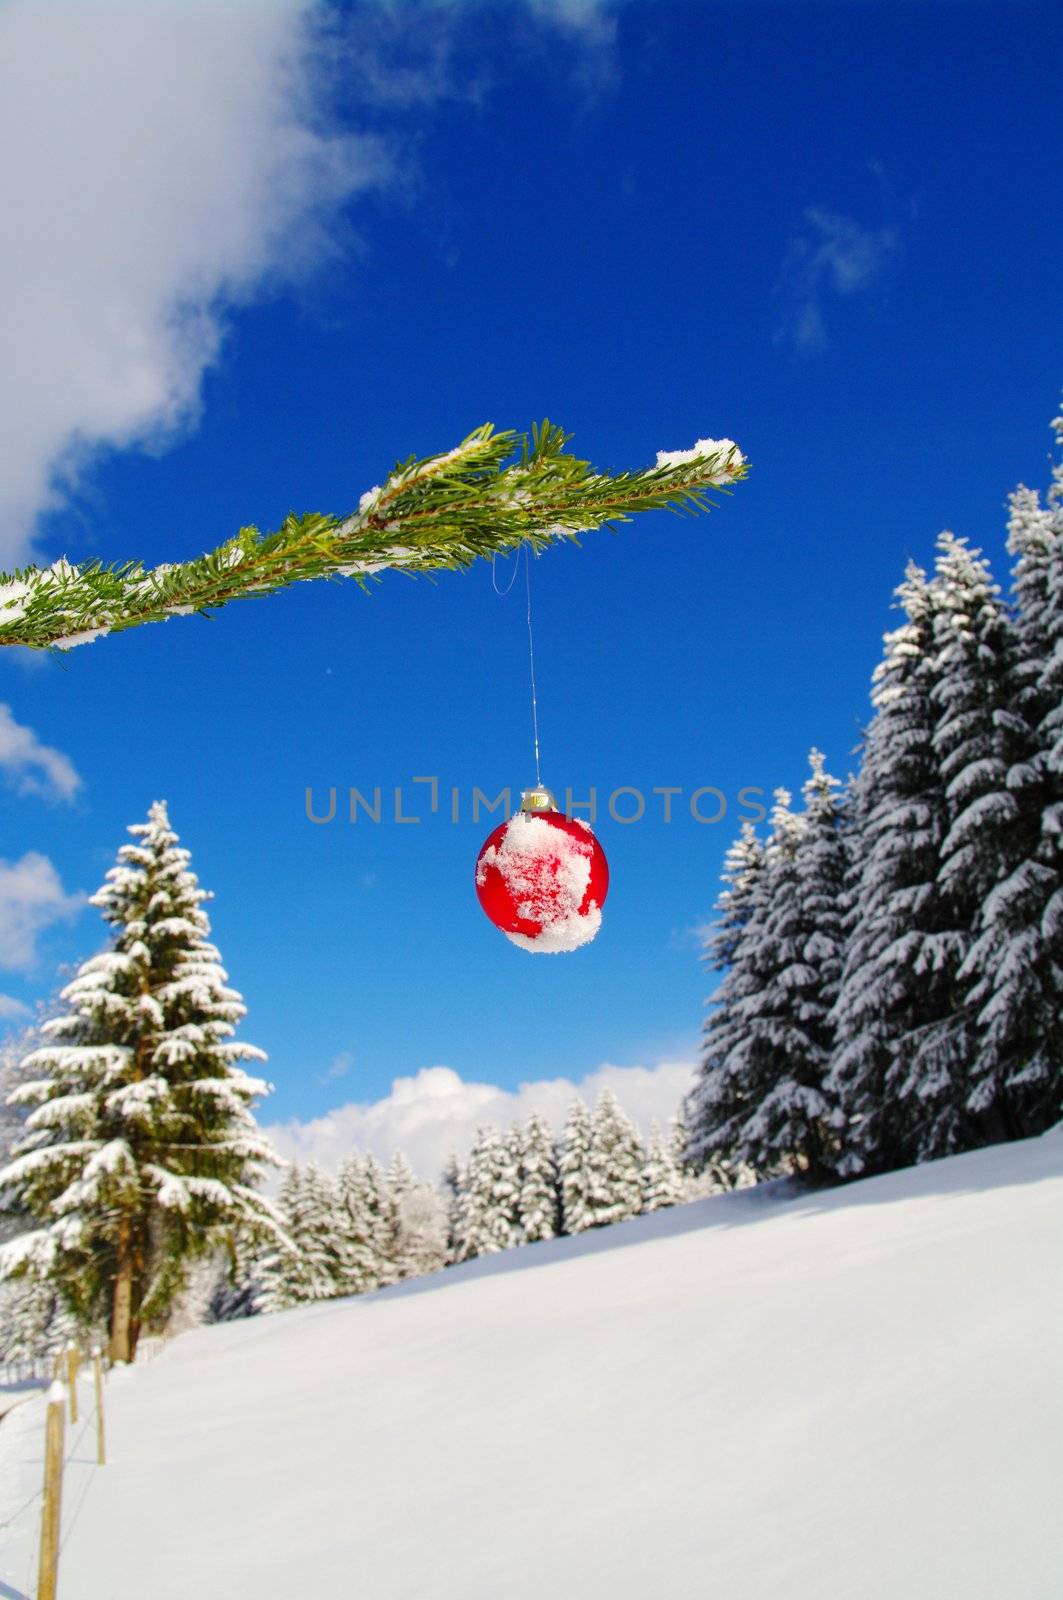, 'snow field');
1,1131,1059,1599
